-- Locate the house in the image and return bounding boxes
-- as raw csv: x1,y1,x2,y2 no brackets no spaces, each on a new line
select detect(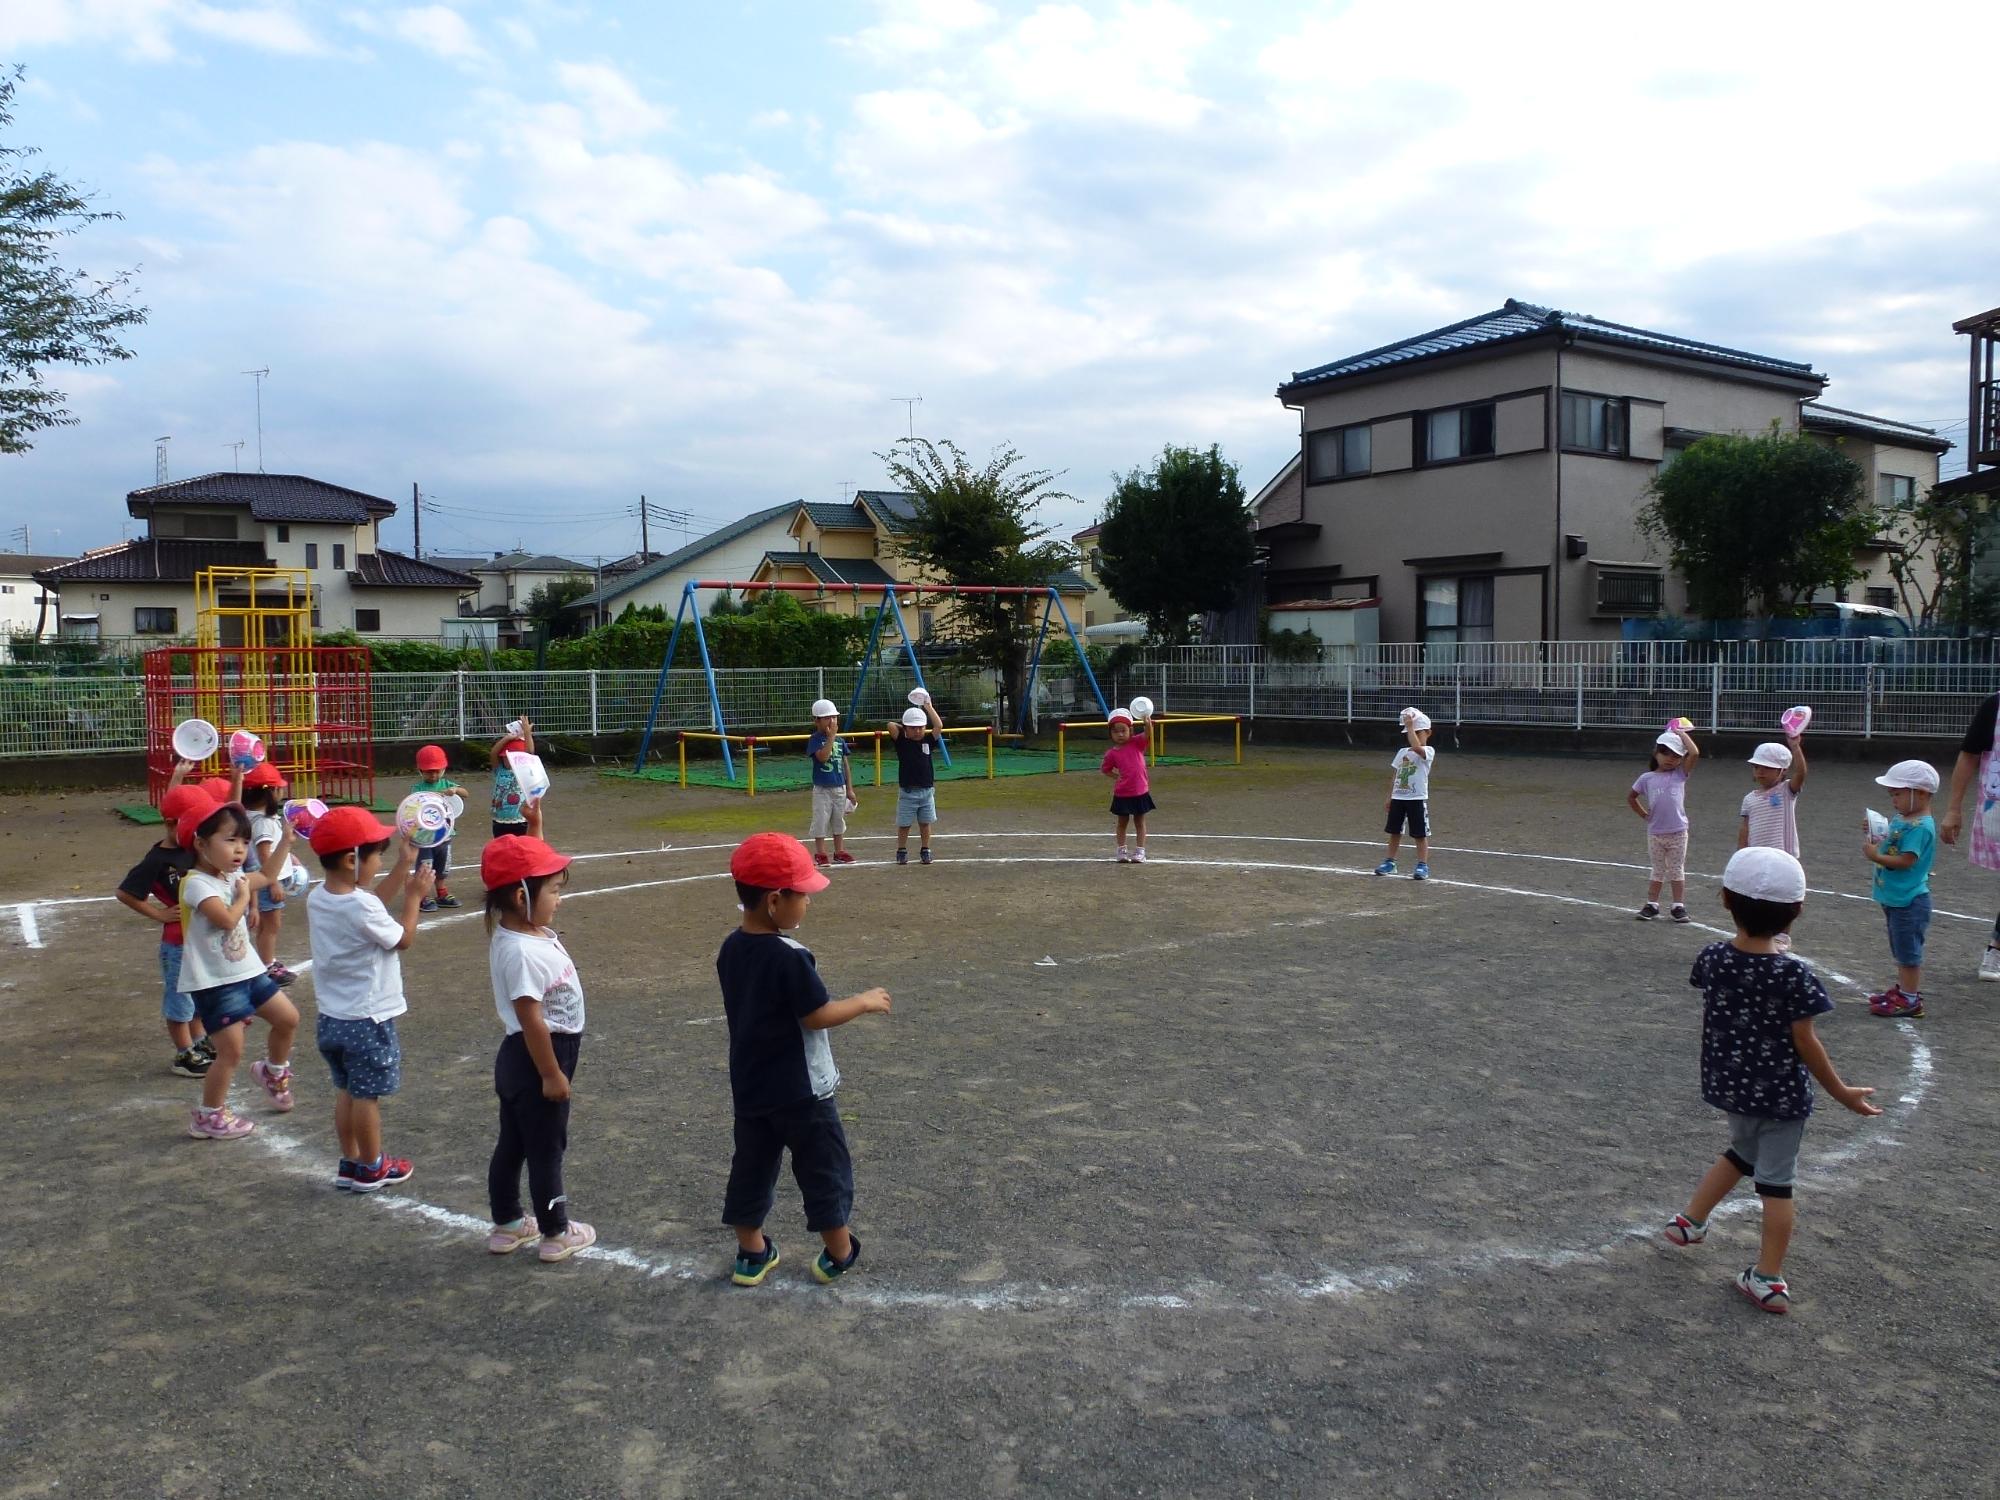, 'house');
566,503,801,627
0,553,72,641
452,551,595,646
1935,306,2000,598
1069,524,1129,629
1263,298,1836,644
1800,402,1951,612
33,473,478,643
